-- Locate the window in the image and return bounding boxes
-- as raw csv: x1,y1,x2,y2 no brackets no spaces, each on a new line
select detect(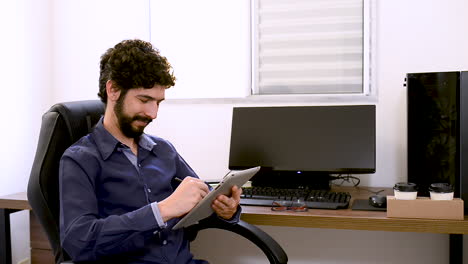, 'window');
252,0,374,97
149,0,374,101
